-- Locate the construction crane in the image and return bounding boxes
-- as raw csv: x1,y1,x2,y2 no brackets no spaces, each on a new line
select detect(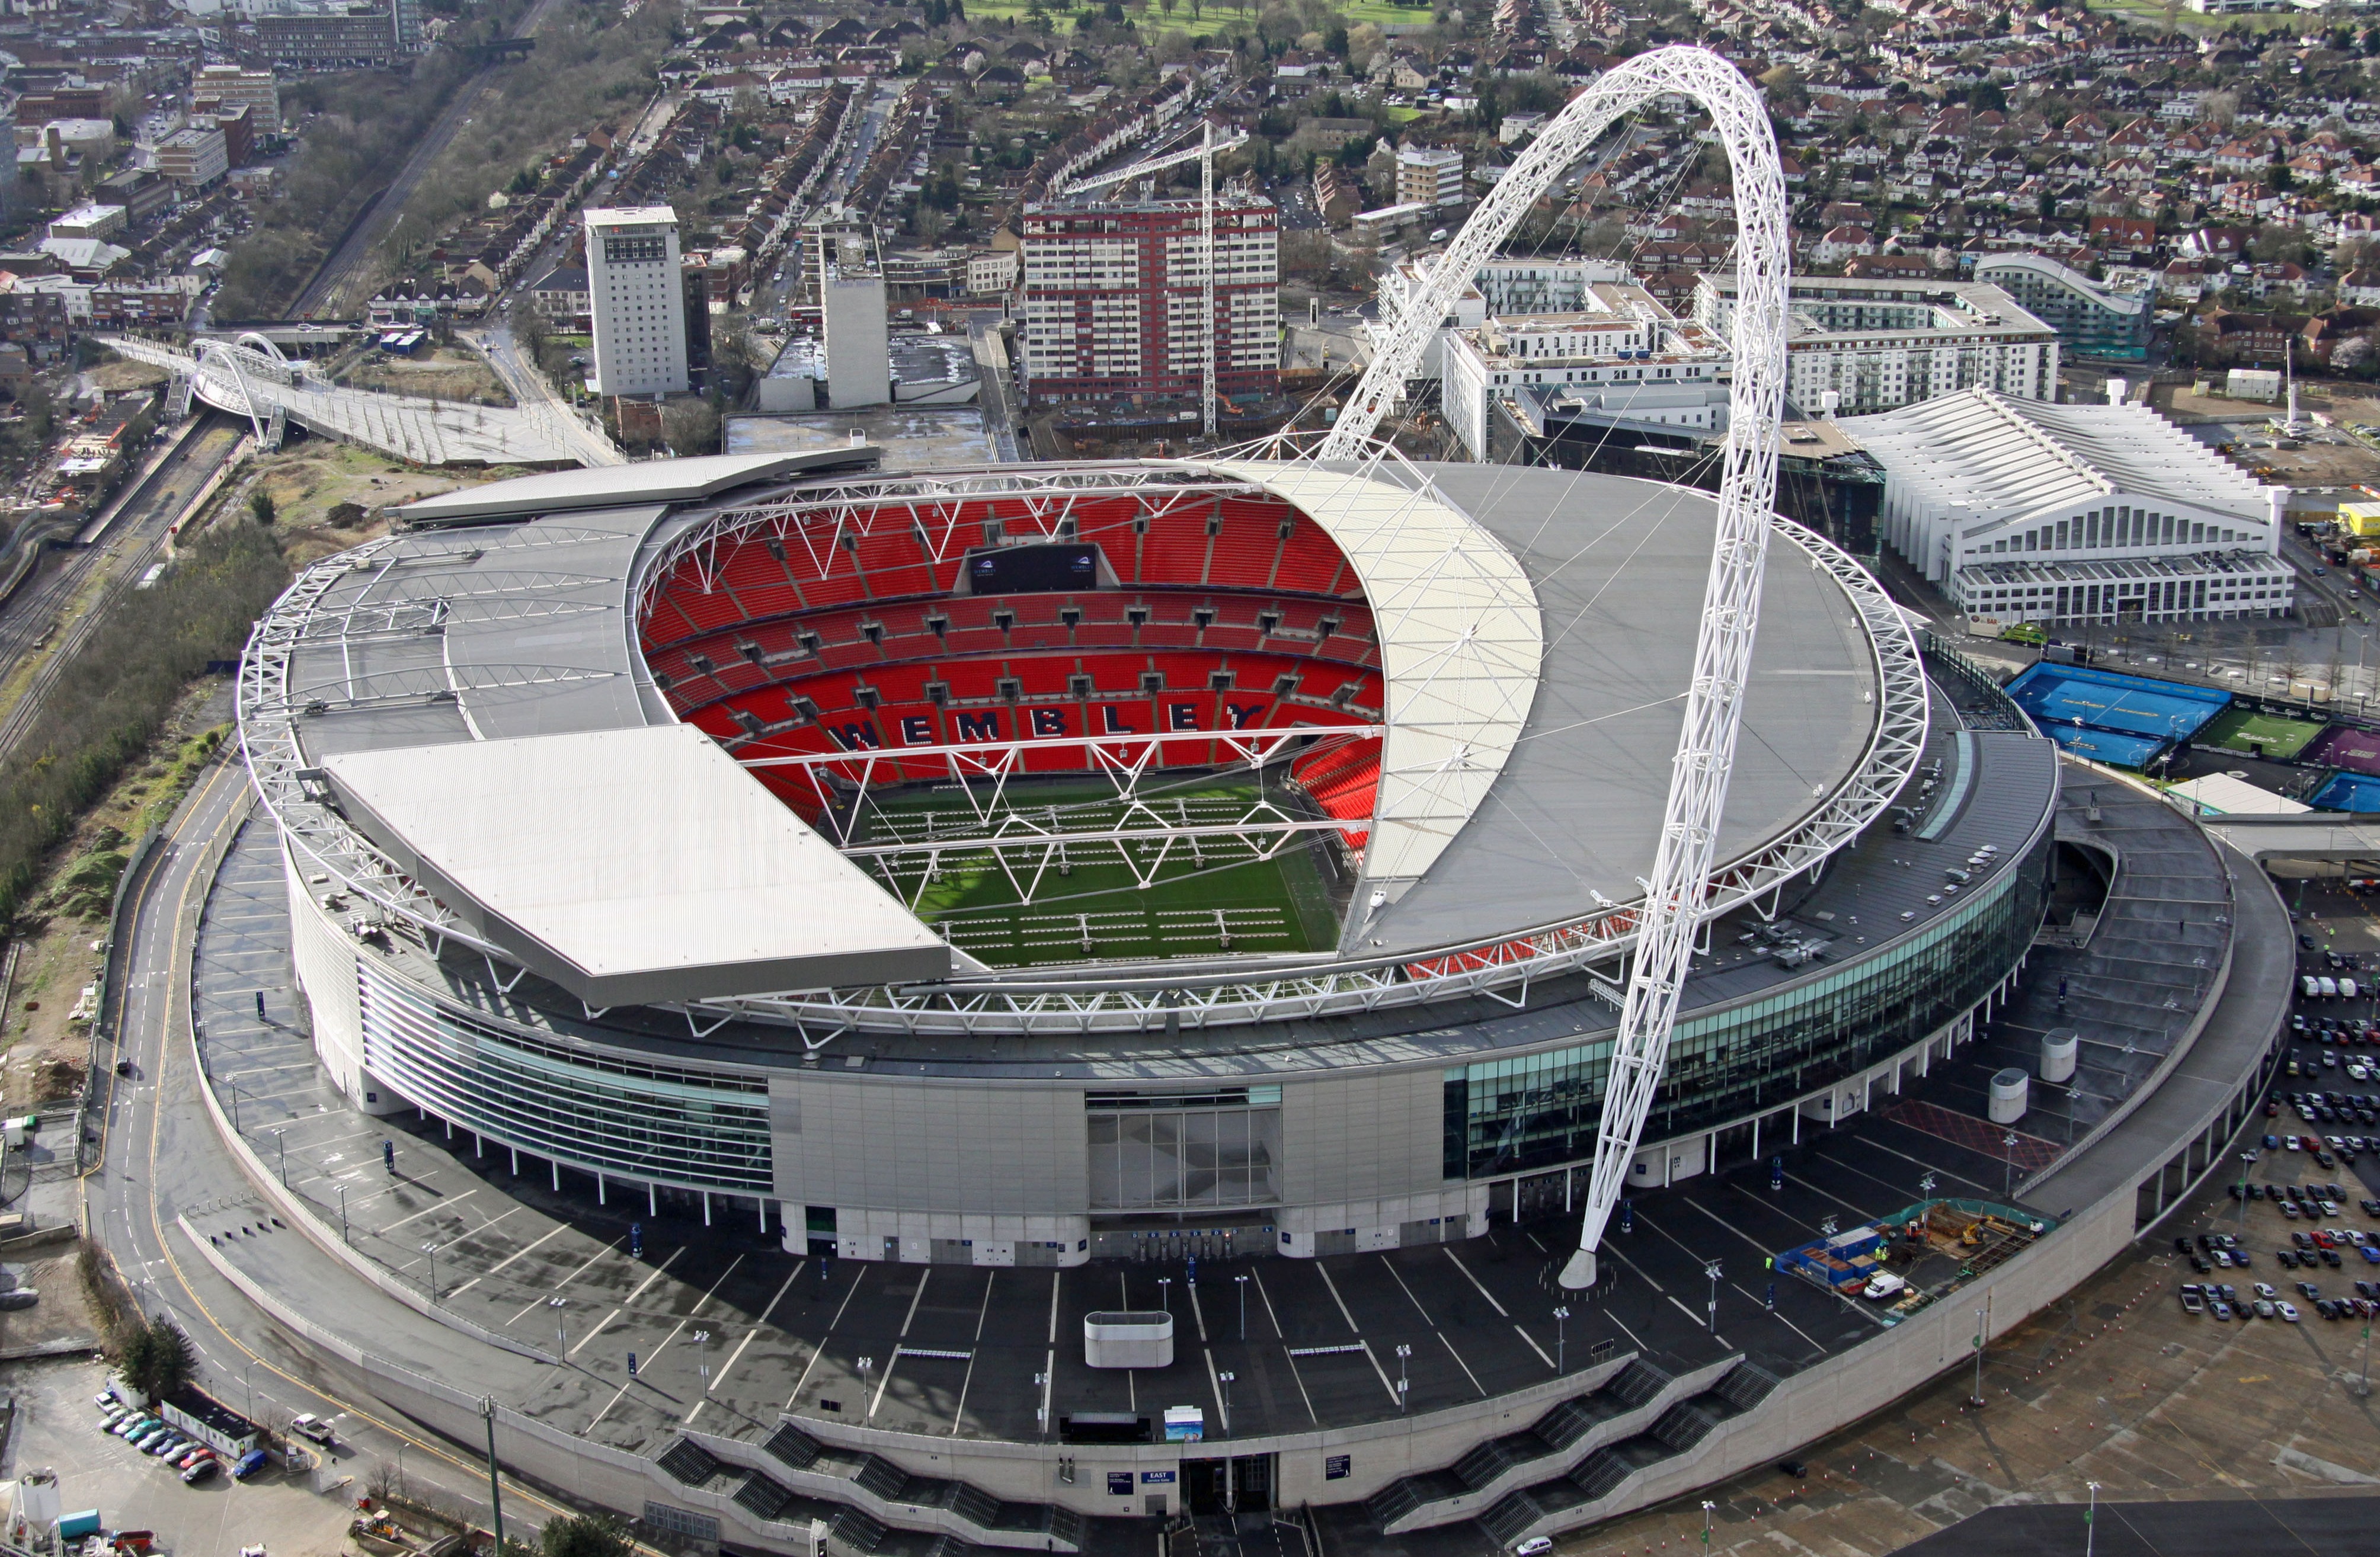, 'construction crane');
1048,120,1249,441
